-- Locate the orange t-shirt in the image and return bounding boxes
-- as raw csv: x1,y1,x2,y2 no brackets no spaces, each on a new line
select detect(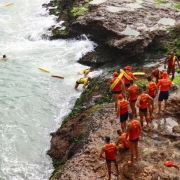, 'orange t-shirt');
148,82,157,97
105,143,116,160
119,100,128,114
121,133,130,148
111,77,121,92
129,120,140,140
129,85,138,100
139,94,149,109
157,79,172,92
123,71,137,84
